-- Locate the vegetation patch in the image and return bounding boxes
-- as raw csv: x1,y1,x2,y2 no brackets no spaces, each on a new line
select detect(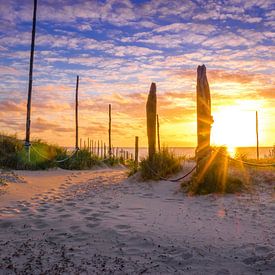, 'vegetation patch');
137,148,182,180
185,147,246,195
